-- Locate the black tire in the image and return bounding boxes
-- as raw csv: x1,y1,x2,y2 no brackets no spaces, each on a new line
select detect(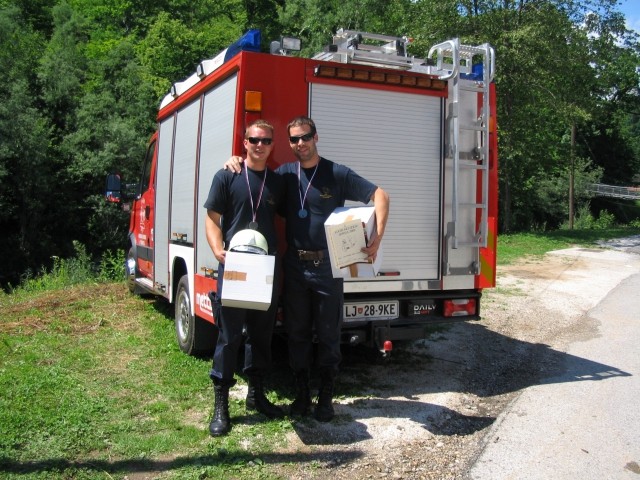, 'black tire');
174,275,217,356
